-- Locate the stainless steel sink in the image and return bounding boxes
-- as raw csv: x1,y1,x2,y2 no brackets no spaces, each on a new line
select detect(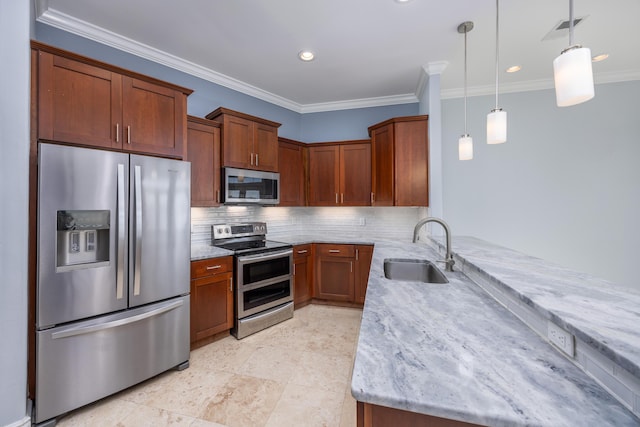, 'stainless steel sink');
383,258,449,284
